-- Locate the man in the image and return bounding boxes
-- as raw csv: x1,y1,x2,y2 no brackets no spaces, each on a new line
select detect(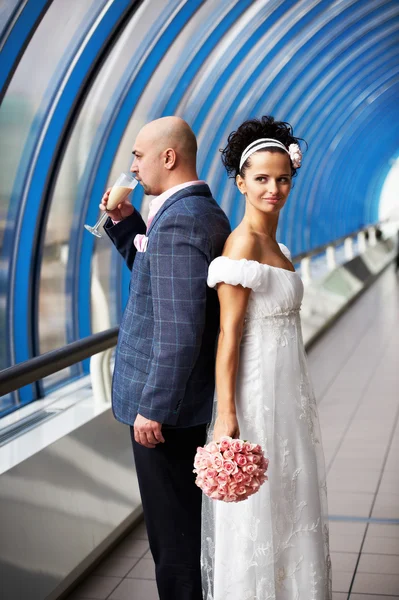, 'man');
101,116,231,600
